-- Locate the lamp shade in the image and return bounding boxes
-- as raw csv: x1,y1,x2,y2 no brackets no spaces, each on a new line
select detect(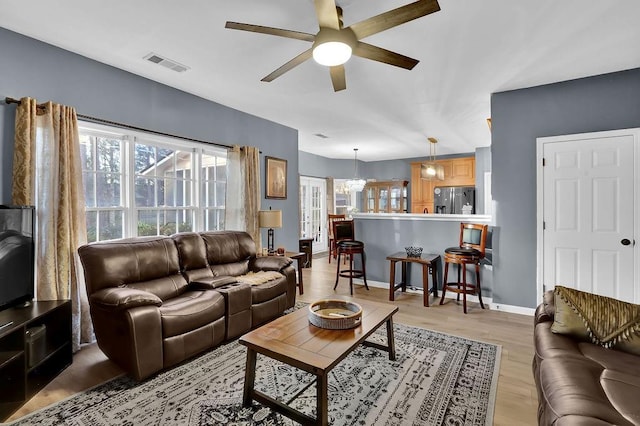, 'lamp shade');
420,162,445,180
258,210,282,229
420,137,445,181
